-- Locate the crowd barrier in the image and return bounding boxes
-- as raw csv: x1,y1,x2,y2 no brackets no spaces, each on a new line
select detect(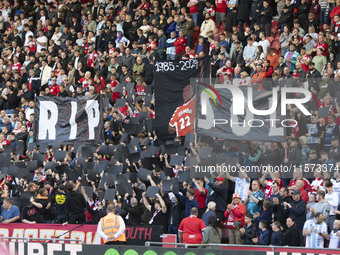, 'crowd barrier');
1,242,340,255
0,223,162,245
